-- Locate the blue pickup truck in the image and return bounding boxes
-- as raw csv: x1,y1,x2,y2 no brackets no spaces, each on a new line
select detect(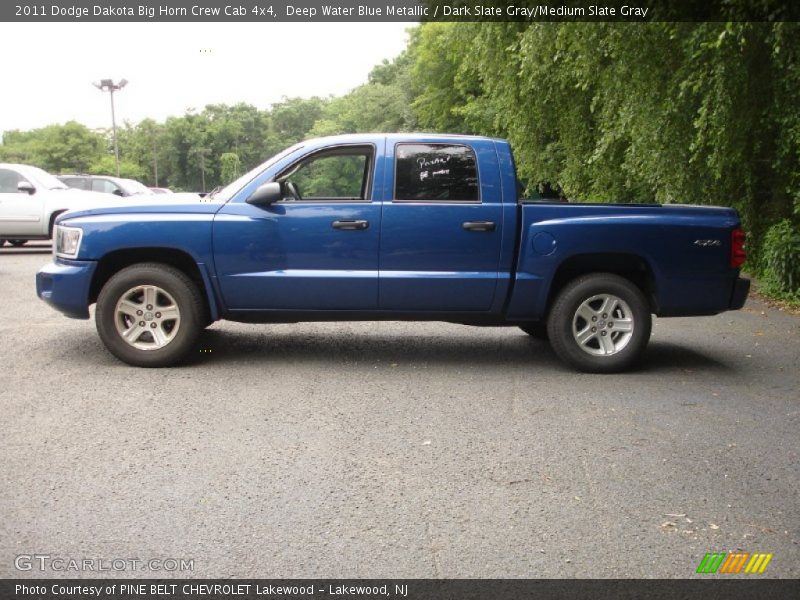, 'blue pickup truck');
36,134,749,372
